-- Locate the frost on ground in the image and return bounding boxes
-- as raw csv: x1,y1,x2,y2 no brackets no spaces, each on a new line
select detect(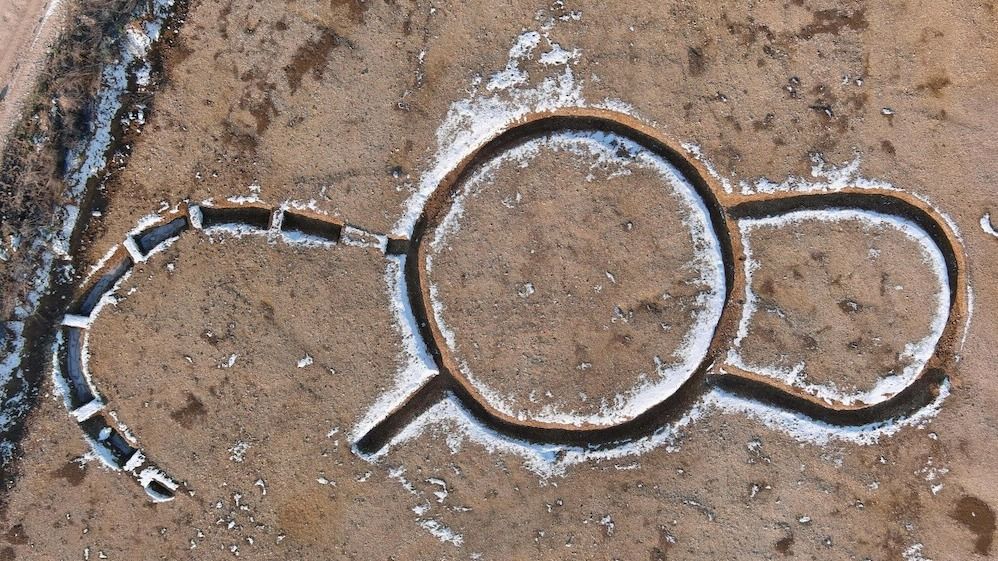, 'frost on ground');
980,212,998,239
903,543,934,561
371,393,705,479
390,13,635,238
348,254,438,445
388,466,464,547
363,376,950,485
